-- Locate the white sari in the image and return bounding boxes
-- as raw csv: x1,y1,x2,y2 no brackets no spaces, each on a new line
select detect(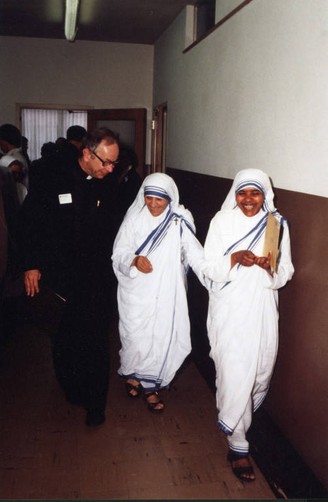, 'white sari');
112,173,204,390
202,169,294,449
